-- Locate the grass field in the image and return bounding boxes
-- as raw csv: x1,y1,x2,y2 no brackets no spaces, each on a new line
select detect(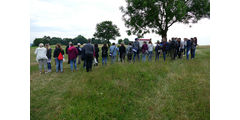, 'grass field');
30,45,210,120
